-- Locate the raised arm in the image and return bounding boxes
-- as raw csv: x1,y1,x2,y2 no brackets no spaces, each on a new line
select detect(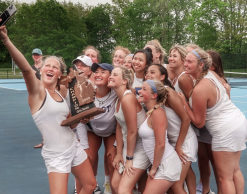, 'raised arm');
0,24,41,96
